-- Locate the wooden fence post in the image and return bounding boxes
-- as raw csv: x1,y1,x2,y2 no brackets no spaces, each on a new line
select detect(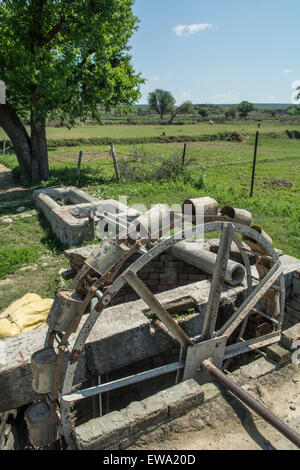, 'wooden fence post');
76,151,83,176
181,143,187,169
110,145,120,183
250,131,259,198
